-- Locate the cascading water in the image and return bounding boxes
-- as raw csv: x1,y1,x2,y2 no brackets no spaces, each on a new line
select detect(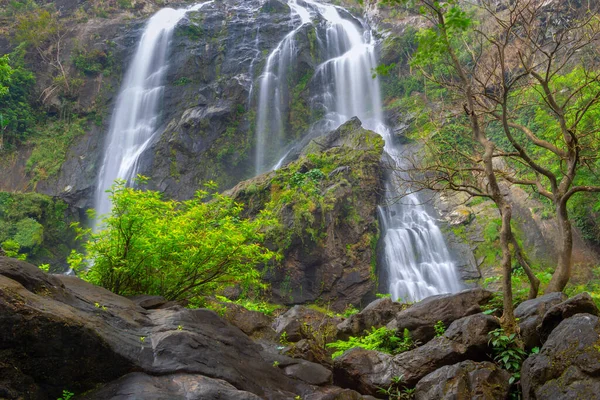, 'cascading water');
254,0,462,302
254,0,312,175
94,1,213,223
